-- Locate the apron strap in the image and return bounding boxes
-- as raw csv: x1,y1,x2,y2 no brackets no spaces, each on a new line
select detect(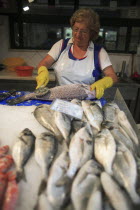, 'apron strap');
60,38,70,54
93,44,103,81
57,38,70,61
